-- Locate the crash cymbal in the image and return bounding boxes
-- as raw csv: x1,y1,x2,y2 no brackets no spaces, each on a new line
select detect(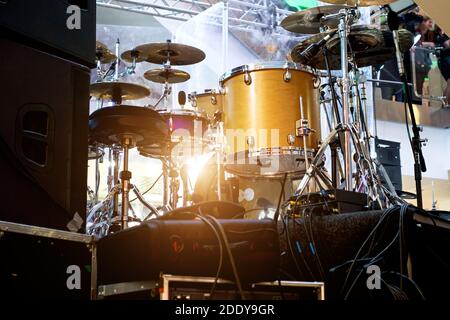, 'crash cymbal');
144,68,191,84
90,82,151,102
291,25,390,69
121,49,147,63
280,5,349,34
135,41,206,65
96,41,109,51
320,0,395,6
